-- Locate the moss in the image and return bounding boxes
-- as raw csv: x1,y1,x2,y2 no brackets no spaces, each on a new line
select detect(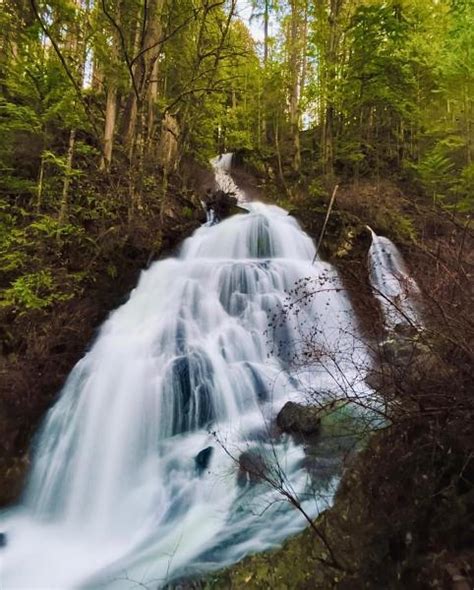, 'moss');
182,206,194,219
206,524,329,590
